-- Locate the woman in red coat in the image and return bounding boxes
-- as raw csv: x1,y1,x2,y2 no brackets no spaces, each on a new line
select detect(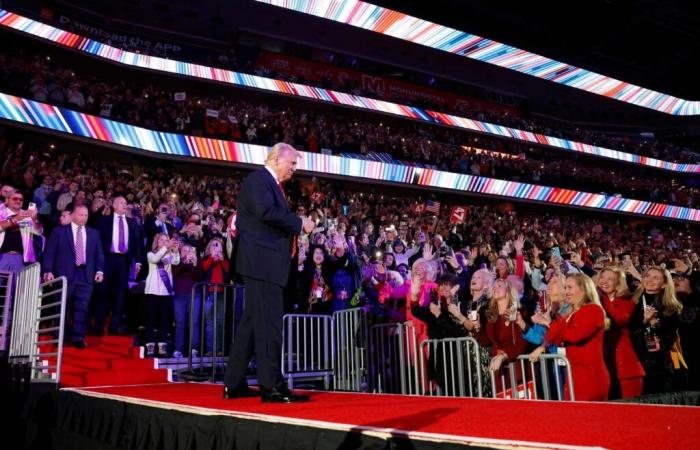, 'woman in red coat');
597,267,645,399
543,273,610,401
